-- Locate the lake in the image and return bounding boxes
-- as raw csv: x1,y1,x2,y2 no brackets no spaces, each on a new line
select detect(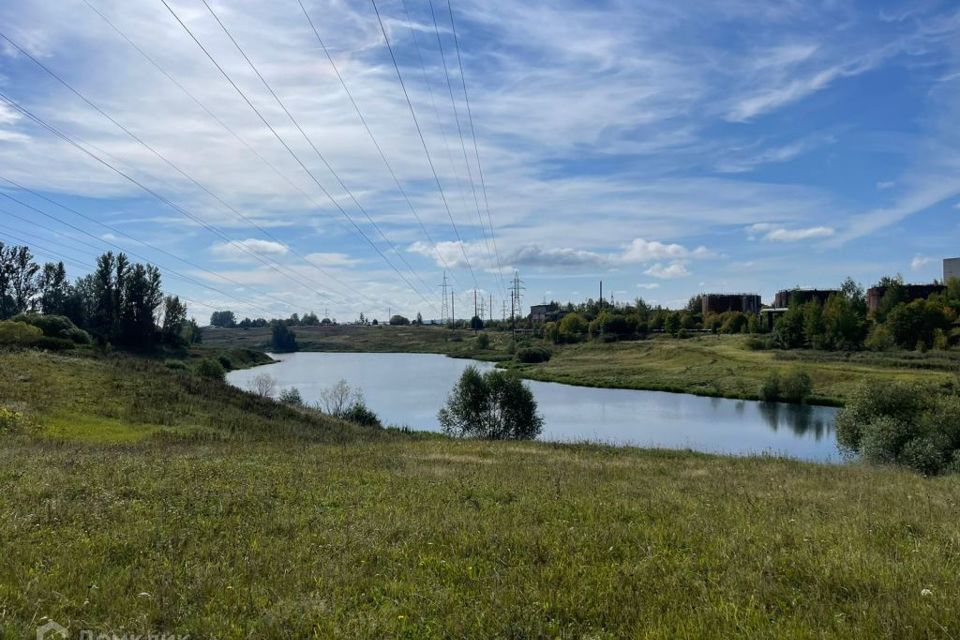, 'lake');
227,352,840,462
